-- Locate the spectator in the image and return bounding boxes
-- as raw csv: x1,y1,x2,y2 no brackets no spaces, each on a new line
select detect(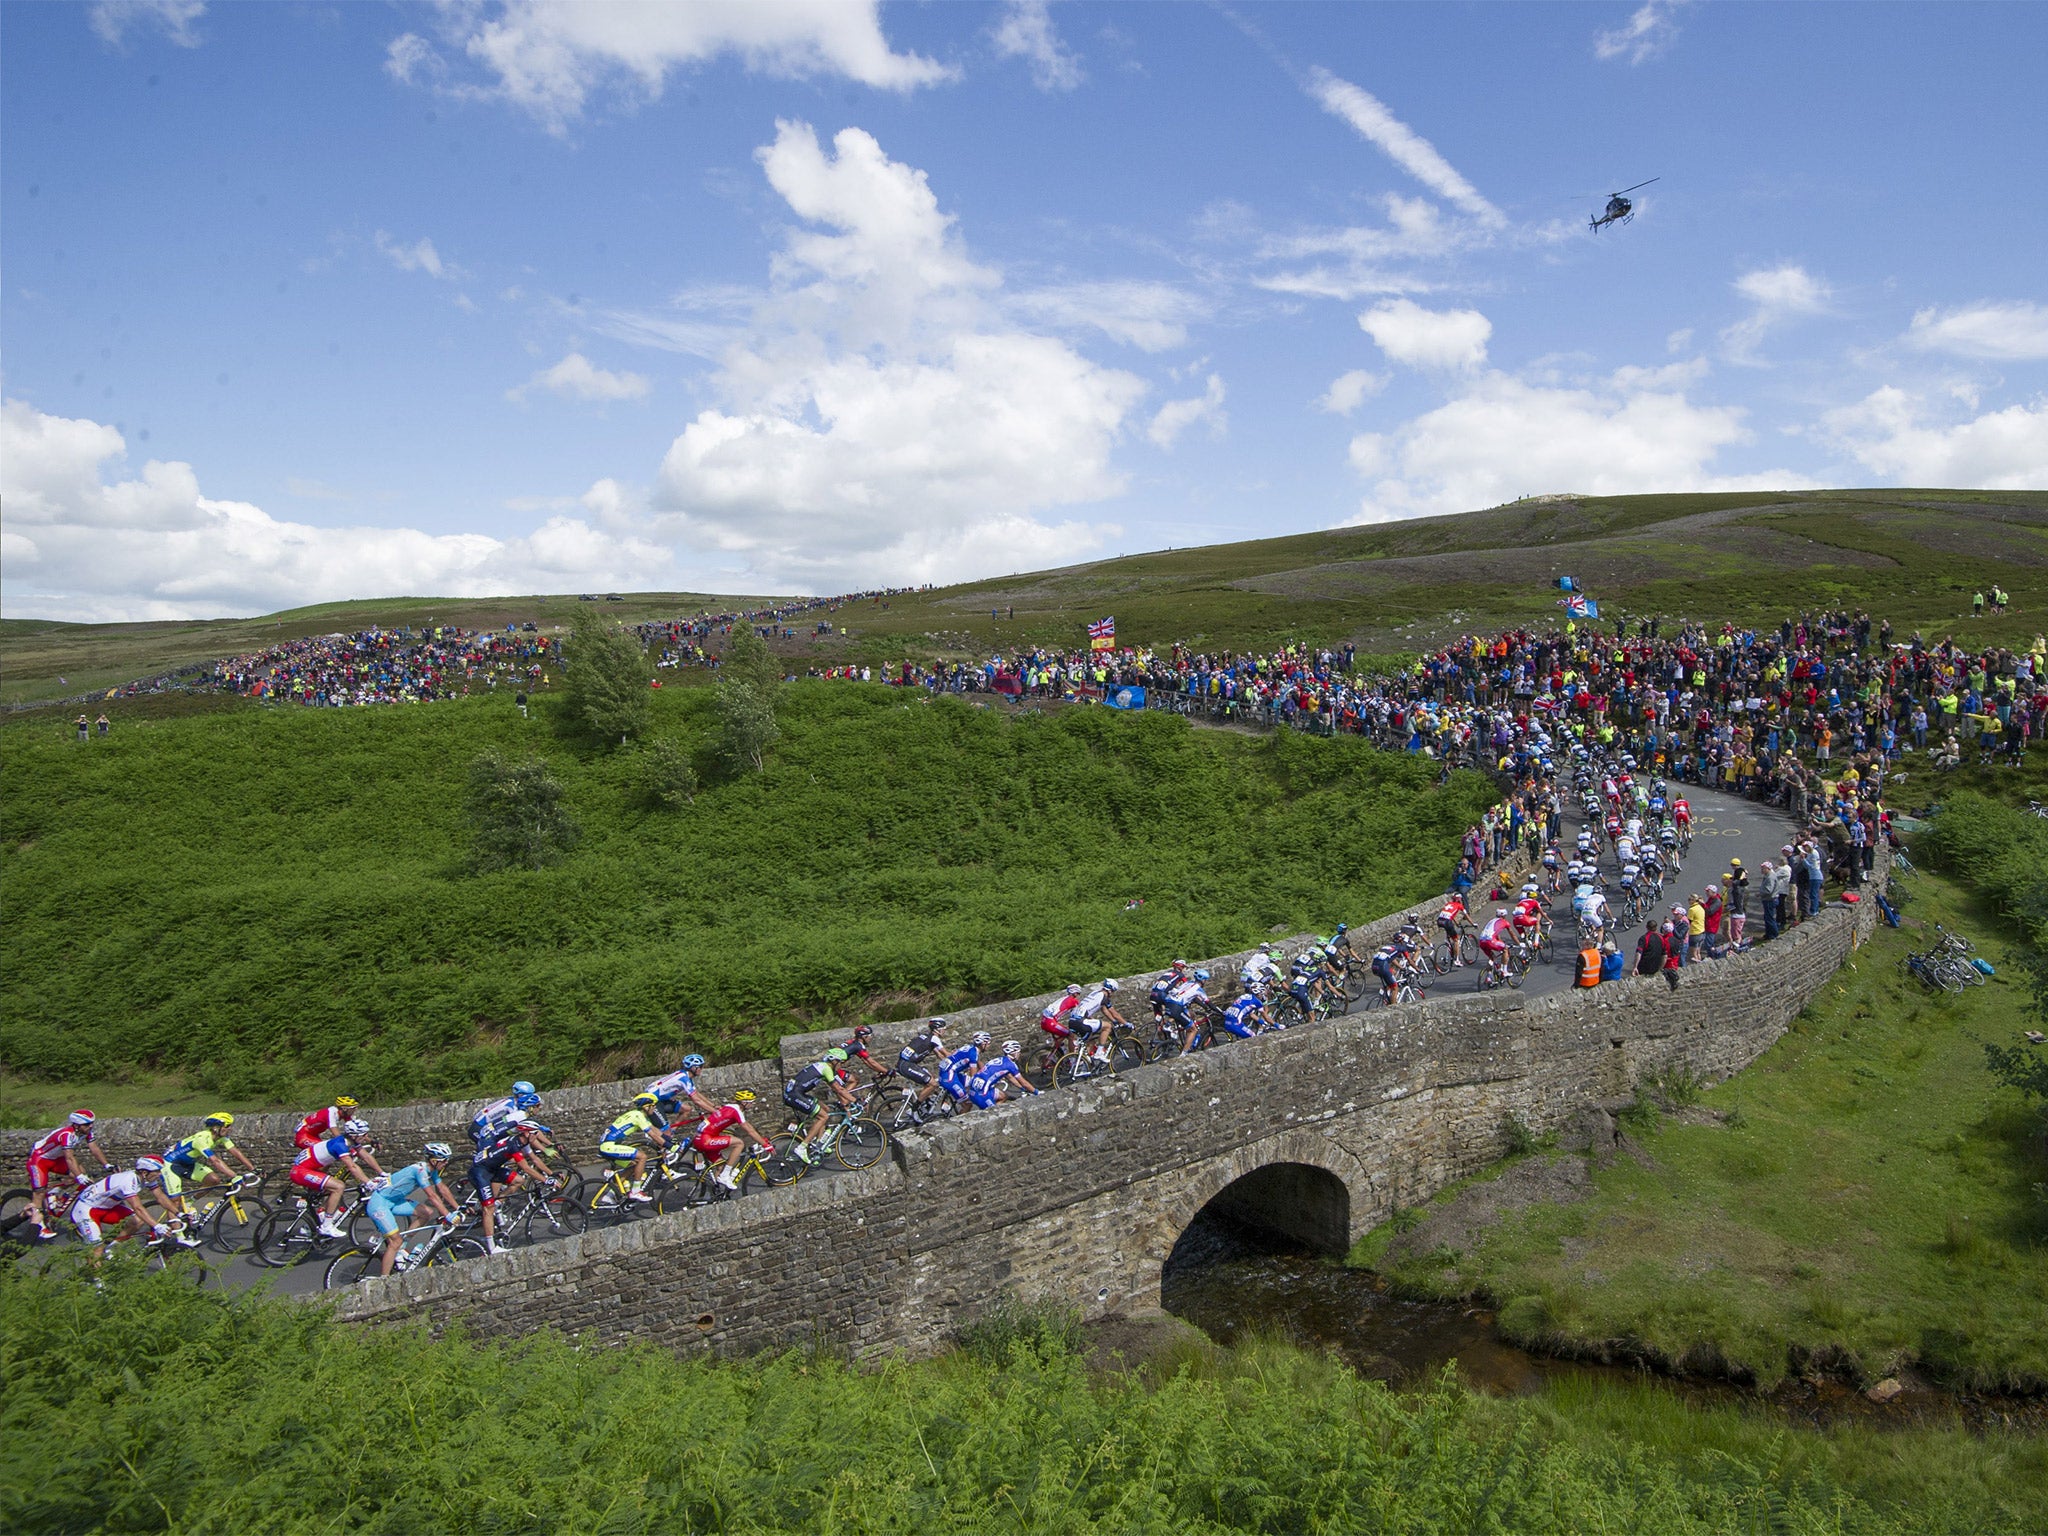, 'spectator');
1599,942,1626,982
1687,894,1707,961
95,713,110,737
75,714,89,742
1726,861,1749,948
1635,925,1666,978
1702,884,1724,953
1659,922,1683,990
